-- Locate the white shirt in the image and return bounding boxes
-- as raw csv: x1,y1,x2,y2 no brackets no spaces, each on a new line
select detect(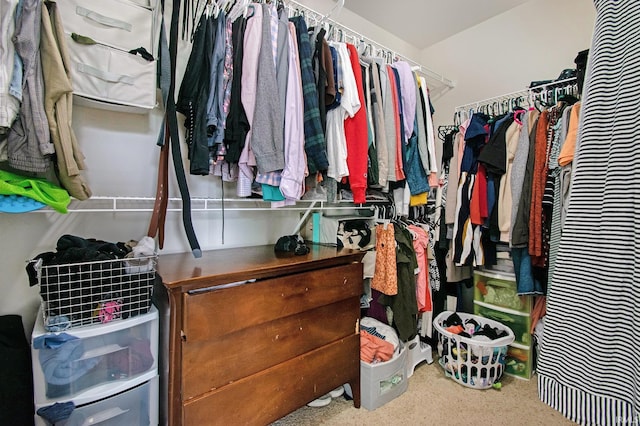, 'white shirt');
325,42,360,180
